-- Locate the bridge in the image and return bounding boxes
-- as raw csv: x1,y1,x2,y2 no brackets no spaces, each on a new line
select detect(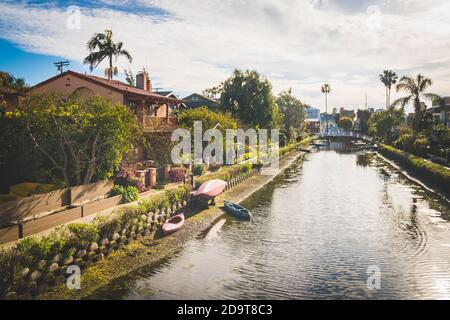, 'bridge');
319,129,373,142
